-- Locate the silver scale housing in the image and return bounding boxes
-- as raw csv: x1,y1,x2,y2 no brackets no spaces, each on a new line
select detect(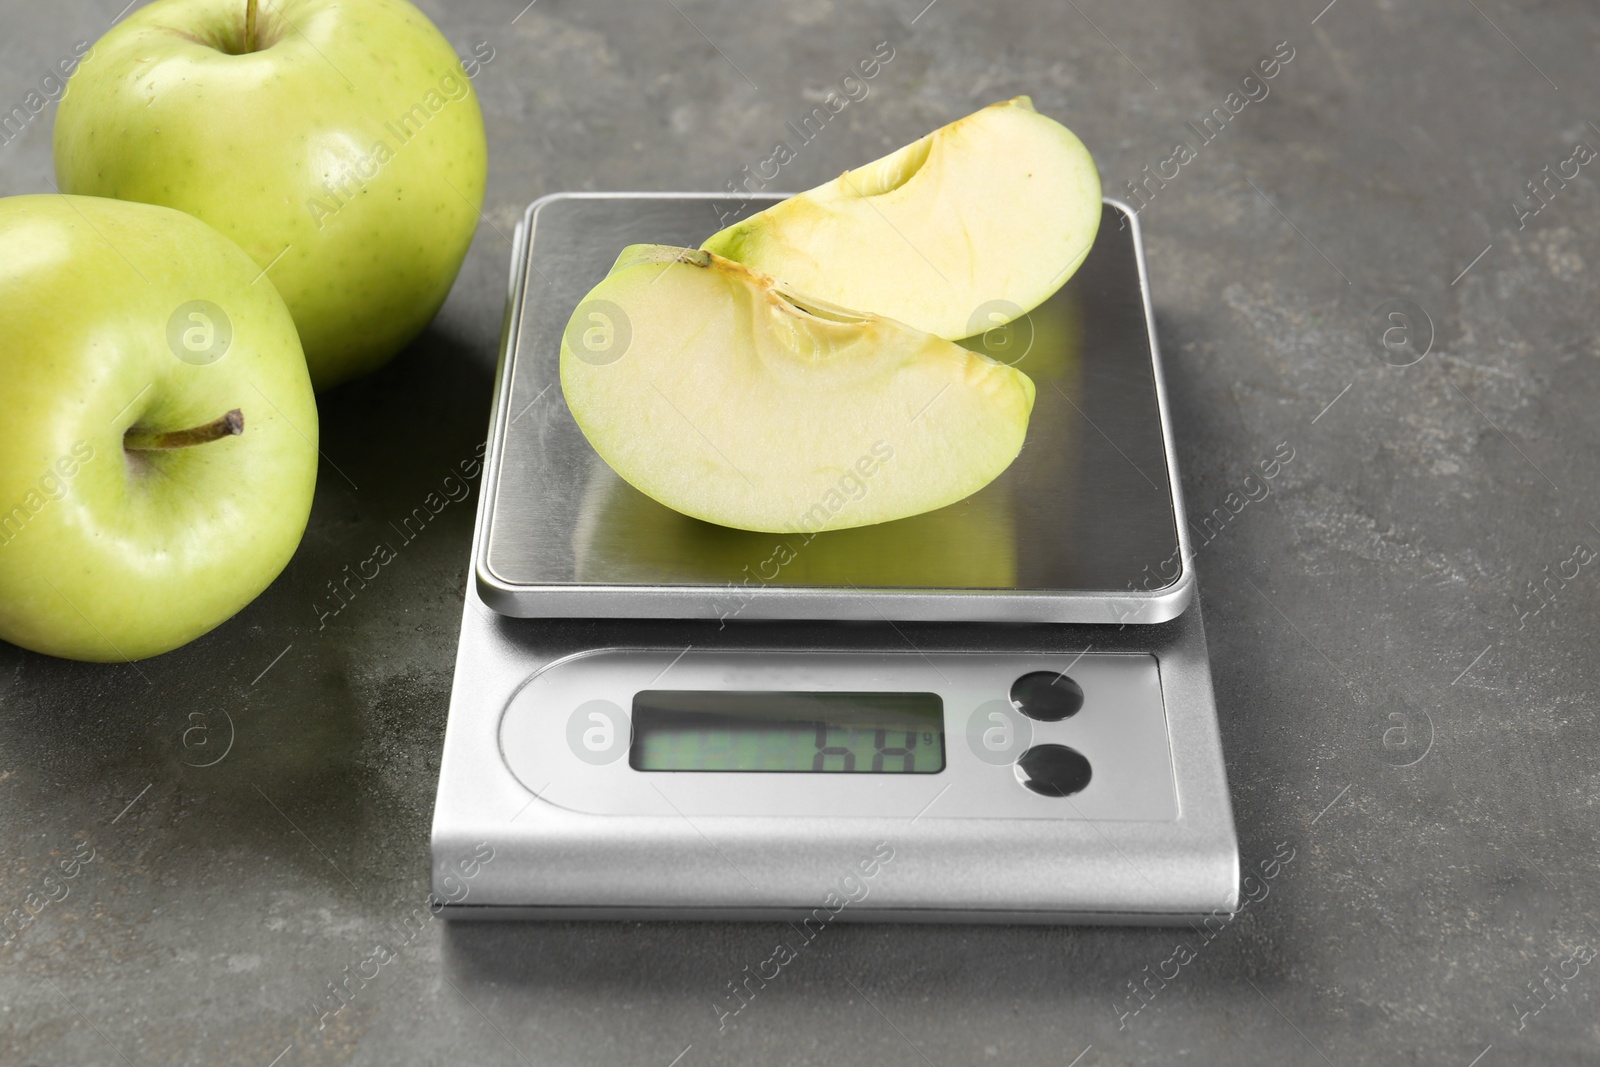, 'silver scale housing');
431,193,1239,923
